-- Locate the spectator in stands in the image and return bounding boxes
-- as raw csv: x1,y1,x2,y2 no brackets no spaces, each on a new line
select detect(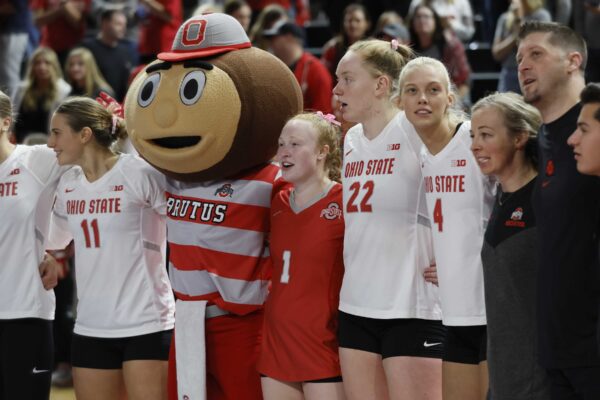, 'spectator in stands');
32,0,91,66
408,0,475,42
373,10,403,35
13,47,71,143
583,1,600,82
408,4,471,105
64,47,114,98
544,0,572,25
263,20,333,113
0,0,30,99
249,3,287,50
90,0,138,43
137,0,182,64
81,8,136,101
225,0,252,32
321,3,371,79
246,0,309,26
492,0,551,93
375,22,410,45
